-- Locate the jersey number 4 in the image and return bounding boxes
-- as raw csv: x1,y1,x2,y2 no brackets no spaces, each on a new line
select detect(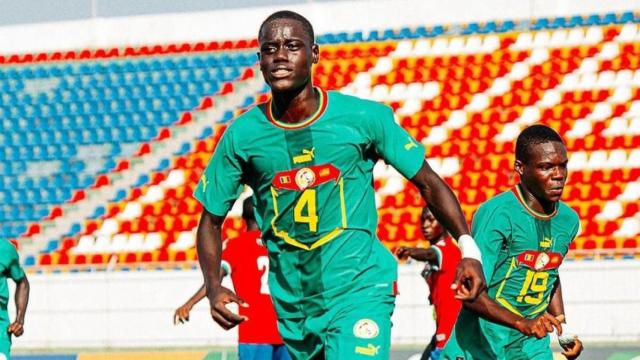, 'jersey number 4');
294,189,318,231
